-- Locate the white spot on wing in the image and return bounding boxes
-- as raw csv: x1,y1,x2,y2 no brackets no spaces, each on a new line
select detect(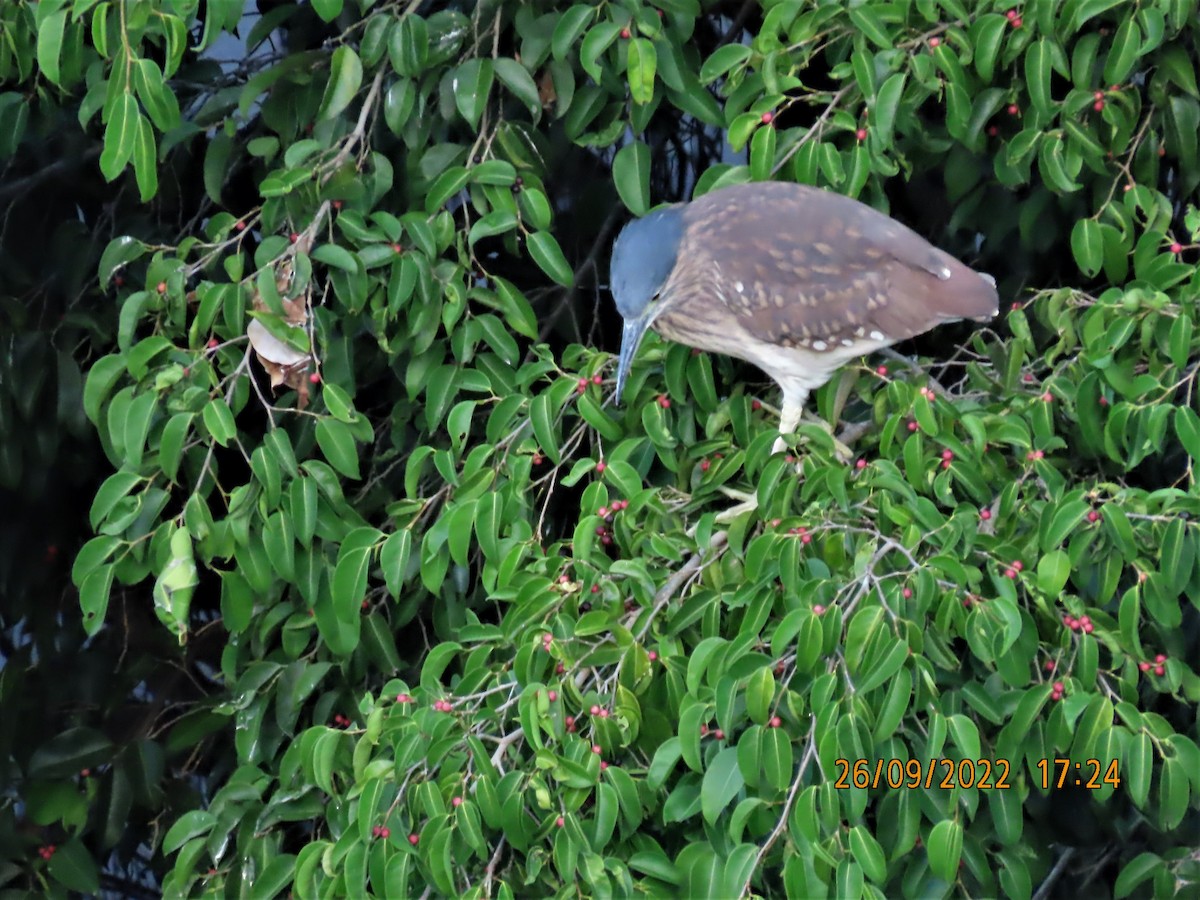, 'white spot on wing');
869,330,885,341
938,266,952,280
841,338,853,346
812,340,827,351
734,281,744,293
